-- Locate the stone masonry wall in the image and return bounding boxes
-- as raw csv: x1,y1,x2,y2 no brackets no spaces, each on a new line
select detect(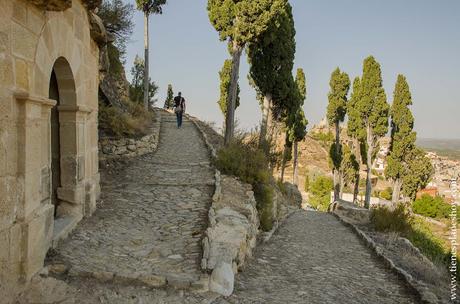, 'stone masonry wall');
0,0,101,302
98,110,161,160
